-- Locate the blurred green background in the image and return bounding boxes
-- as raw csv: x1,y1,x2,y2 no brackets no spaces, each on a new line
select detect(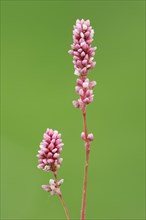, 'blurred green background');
1,0,145,219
